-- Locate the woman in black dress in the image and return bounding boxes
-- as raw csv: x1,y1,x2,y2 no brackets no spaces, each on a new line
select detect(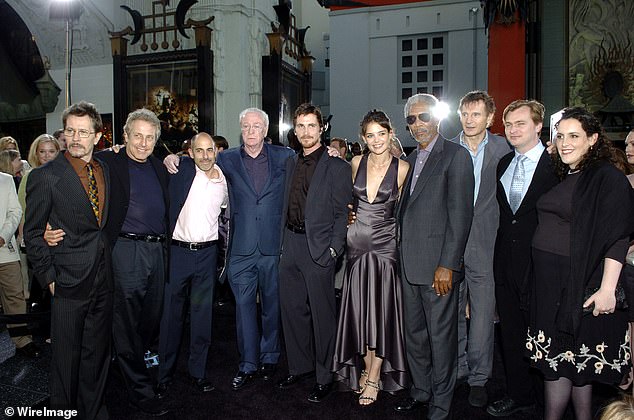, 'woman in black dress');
526,108,634,420
333,110,409,405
